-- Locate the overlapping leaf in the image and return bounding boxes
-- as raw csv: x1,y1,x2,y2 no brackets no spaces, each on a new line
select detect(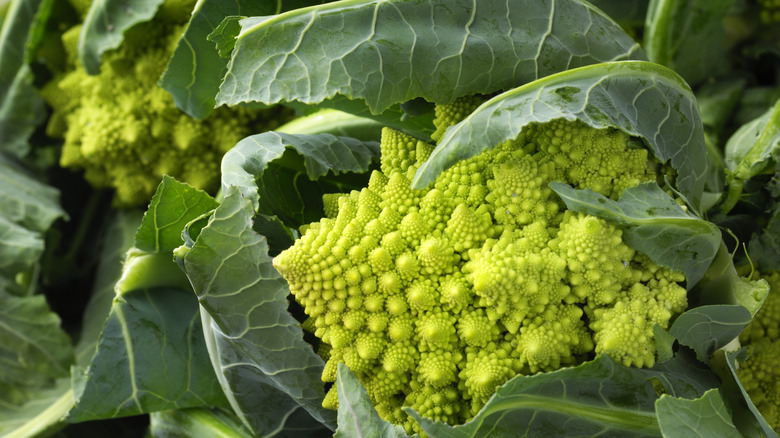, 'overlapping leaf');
68,180,226,422
182,188,337,435
414,61,709,210
655,389,741,438
78,0,164,74
217,0,644,113
668,305,752,364
221,131,379,226
334,364,409,438
550,182,720,287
